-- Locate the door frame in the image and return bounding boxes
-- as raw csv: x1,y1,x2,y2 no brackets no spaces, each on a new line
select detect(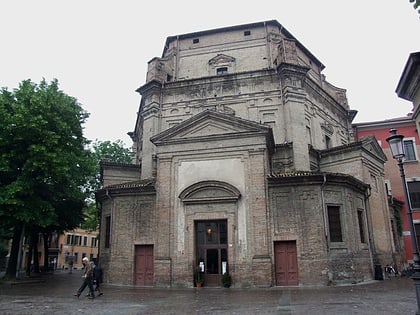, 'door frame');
134,244,154,286
274,240,299,286
195,220,228,287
